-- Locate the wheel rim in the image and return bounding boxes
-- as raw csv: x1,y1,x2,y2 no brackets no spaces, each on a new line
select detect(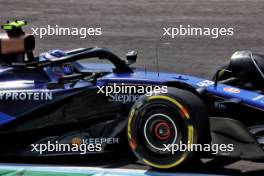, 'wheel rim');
143,113,178,152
